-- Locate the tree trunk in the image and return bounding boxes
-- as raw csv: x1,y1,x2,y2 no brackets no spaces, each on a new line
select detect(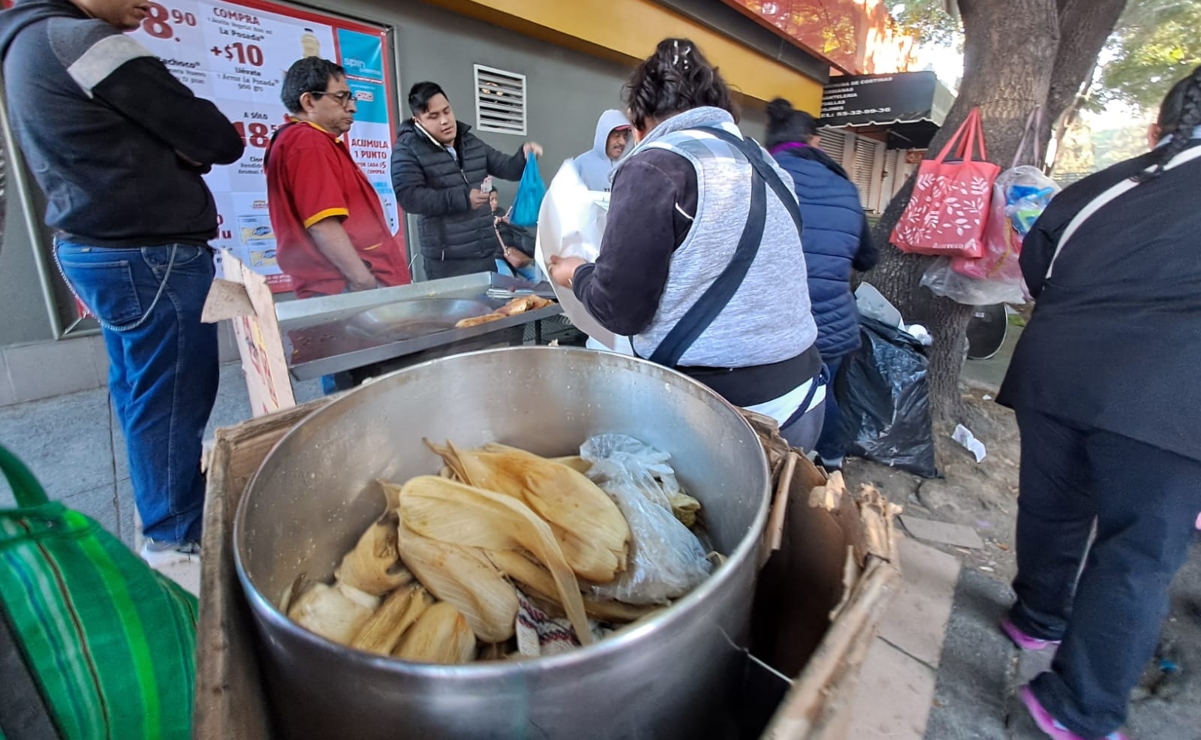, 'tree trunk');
1041,0,1129,148
868,0,1060,428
